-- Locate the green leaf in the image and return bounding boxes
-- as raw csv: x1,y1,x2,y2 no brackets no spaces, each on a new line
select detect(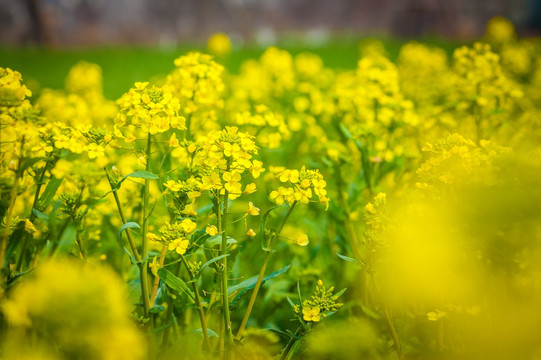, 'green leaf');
150,305,166,314
334,288,347,298
114,171,159,190
38,177,63,209
269,328,293,340
287,296,297,308
205,235,237,247
19,157,45,173
199,254,229,274
157,268,195,303
192,328,219,338
33,209,49,222
55,223,78,255
260,206,280,251
229,264,291,296
119,222,140,241
337,253,364,269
